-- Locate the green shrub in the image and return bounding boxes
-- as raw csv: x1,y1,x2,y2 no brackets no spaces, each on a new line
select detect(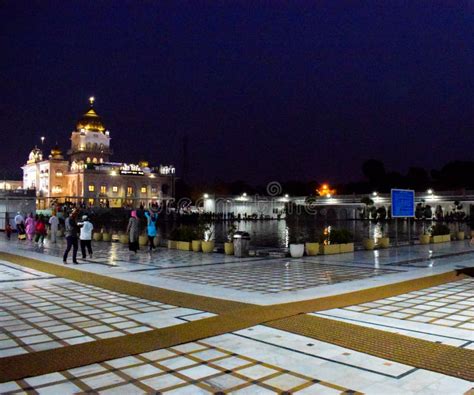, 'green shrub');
329,229,353,244
170,226,196,242
430,223,450,236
